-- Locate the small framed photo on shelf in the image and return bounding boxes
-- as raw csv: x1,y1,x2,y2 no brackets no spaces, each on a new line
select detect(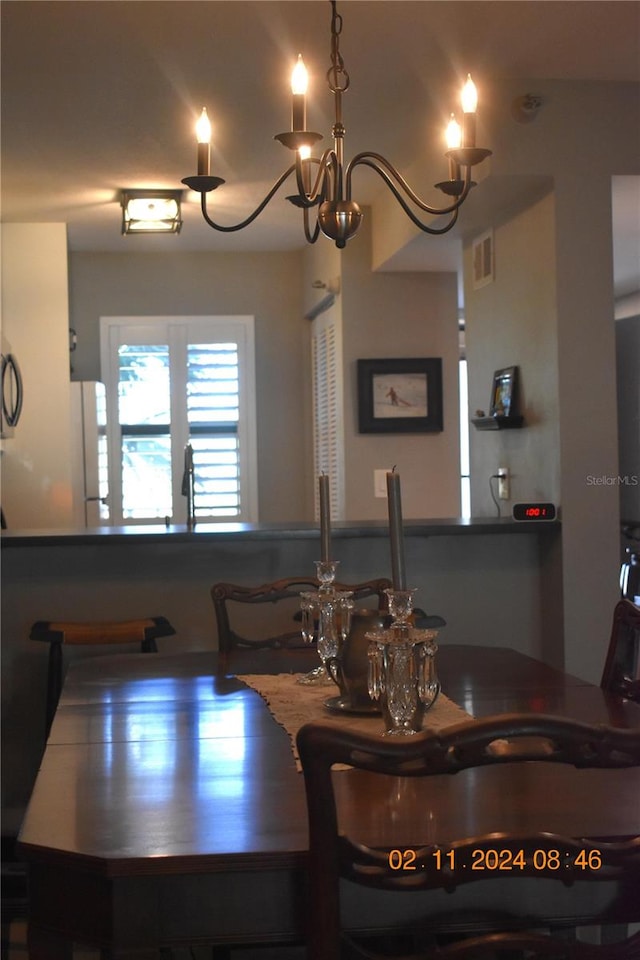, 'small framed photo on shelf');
490,366,518,418
357,358,443,434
